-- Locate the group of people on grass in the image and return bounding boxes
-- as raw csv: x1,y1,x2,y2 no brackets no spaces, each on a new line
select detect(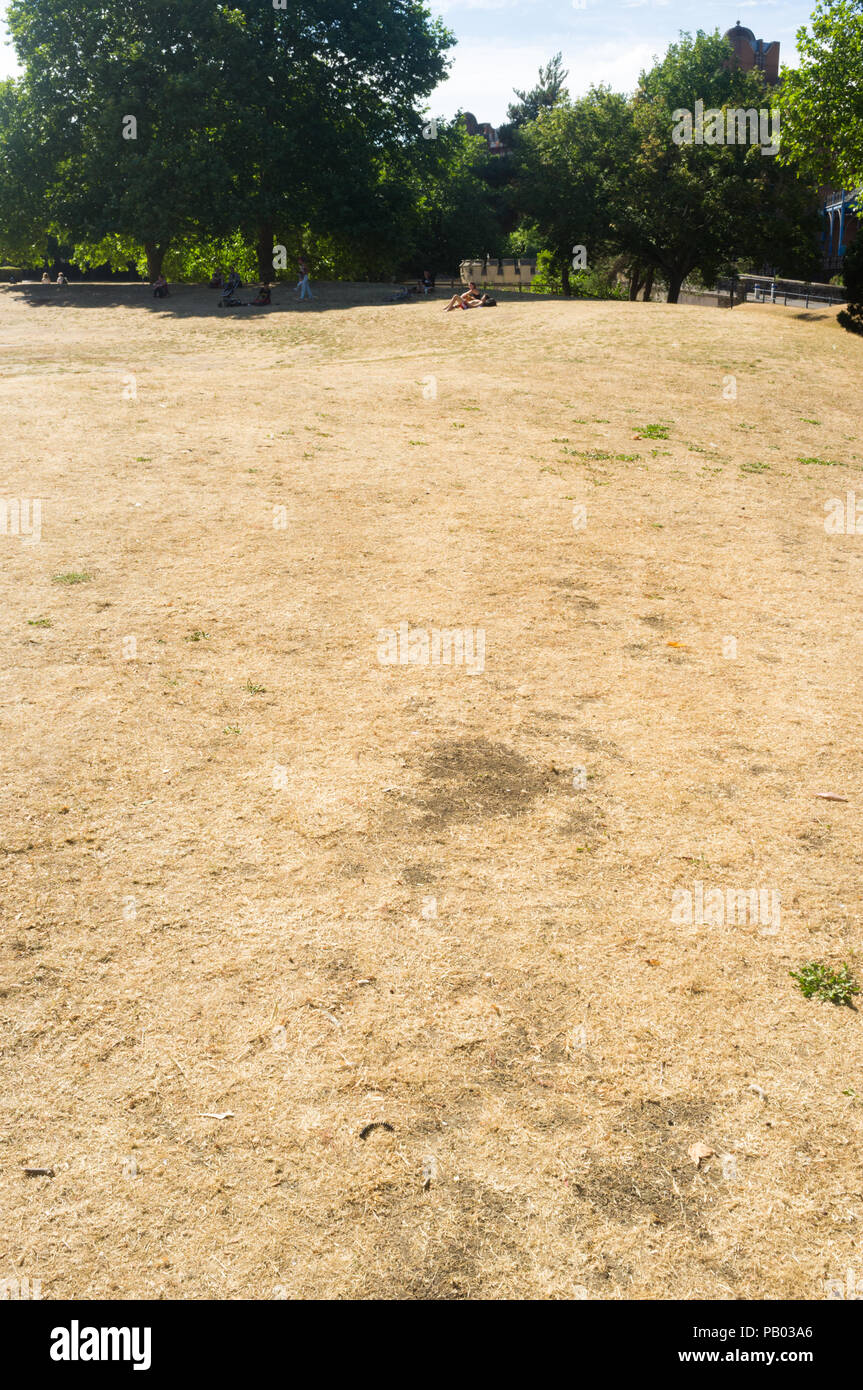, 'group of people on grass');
389,275,496,309
141,261,497,312
204,254,310,308
390,269,436,301
30,270,68,285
